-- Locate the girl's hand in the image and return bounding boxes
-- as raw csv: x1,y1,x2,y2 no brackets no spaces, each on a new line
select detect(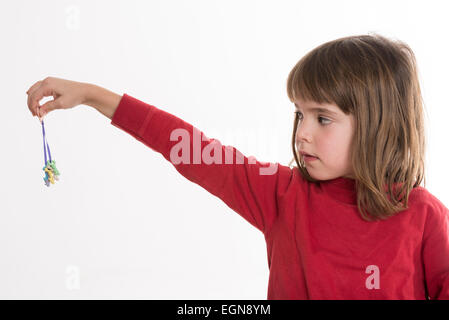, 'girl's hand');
26,76,89,121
